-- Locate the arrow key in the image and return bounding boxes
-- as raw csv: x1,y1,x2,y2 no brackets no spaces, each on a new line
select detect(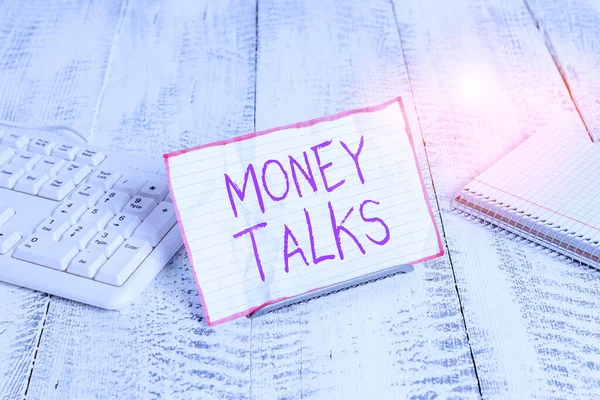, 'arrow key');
106,212,141,238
